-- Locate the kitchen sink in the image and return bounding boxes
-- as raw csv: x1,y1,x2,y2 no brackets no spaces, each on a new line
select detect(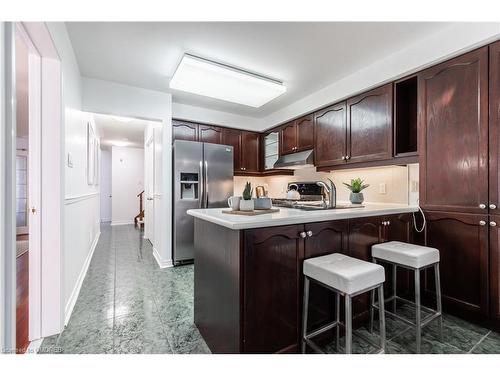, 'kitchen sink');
293,204,364,211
